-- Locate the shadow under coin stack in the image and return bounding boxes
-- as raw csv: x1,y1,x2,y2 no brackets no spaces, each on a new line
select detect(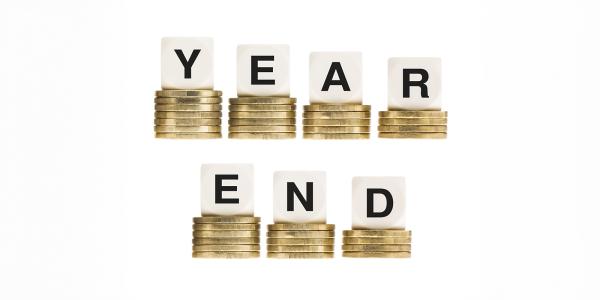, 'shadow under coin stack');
227,97,297,139
303,104,371,139
378,111,447,139
266,223,335,258
342,229,412,258
154,89,223,139
192,216,261,258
